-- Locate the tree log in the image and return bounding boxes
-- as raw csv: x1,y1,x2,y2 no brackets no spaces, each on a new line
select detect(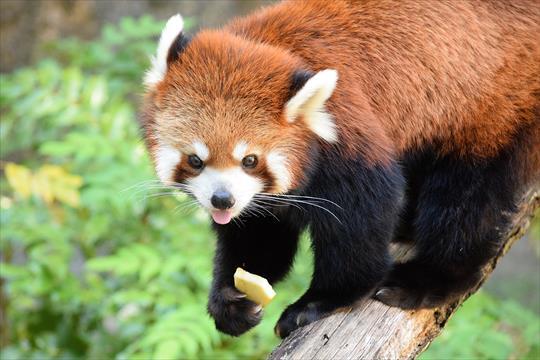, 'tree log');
269,188,539,360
